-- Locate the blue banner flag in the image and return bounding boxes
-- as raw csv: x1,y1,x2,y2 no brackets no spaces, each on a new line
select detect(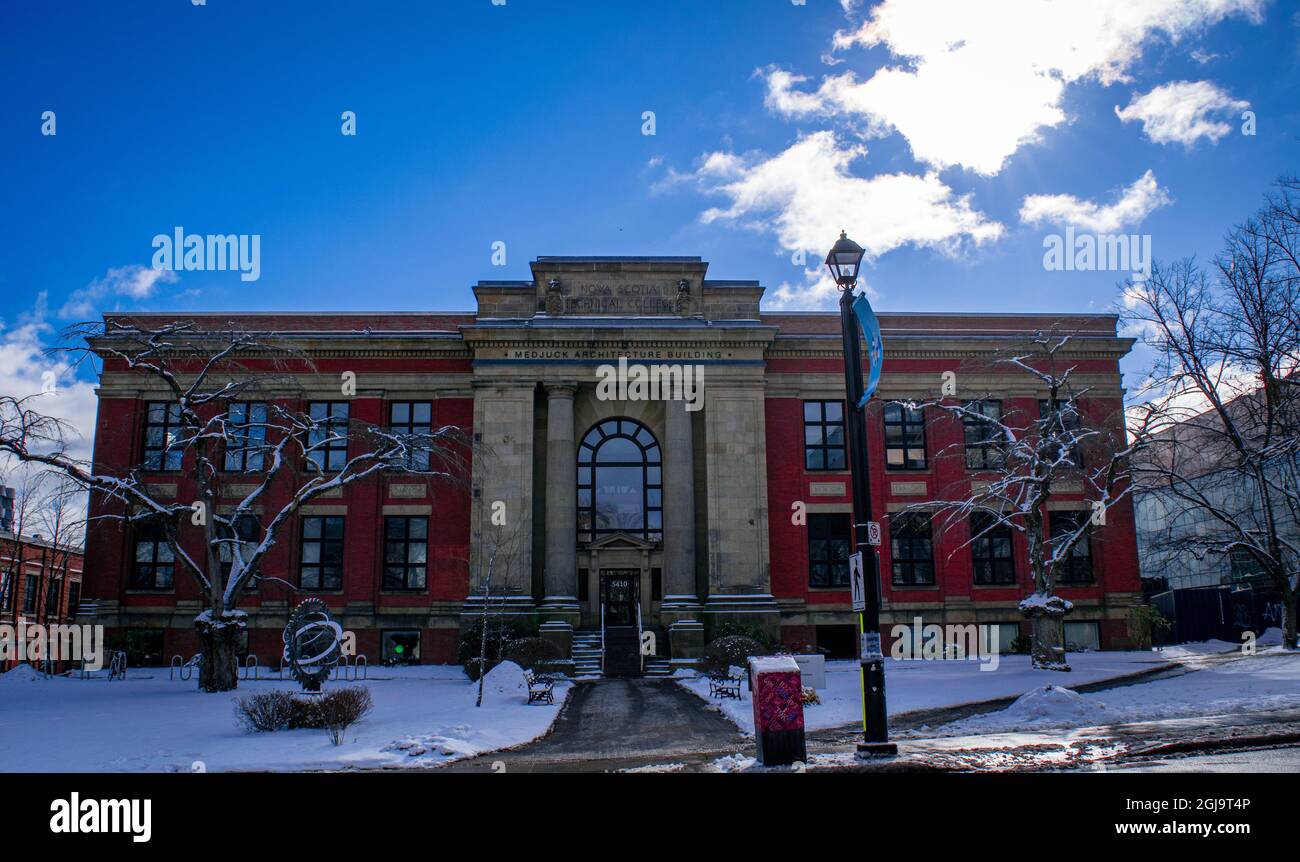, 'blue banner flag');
852,291,884,408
